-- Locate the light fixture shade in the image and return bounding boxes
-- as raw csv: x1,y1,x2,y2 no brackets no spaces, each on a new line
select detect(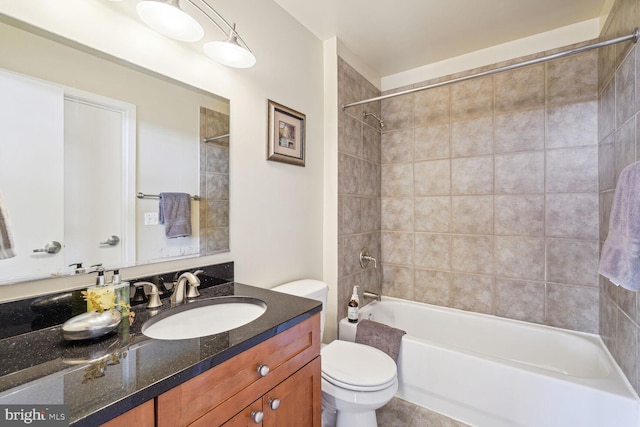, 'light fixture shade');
136,0,204,42
203,33,256,68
